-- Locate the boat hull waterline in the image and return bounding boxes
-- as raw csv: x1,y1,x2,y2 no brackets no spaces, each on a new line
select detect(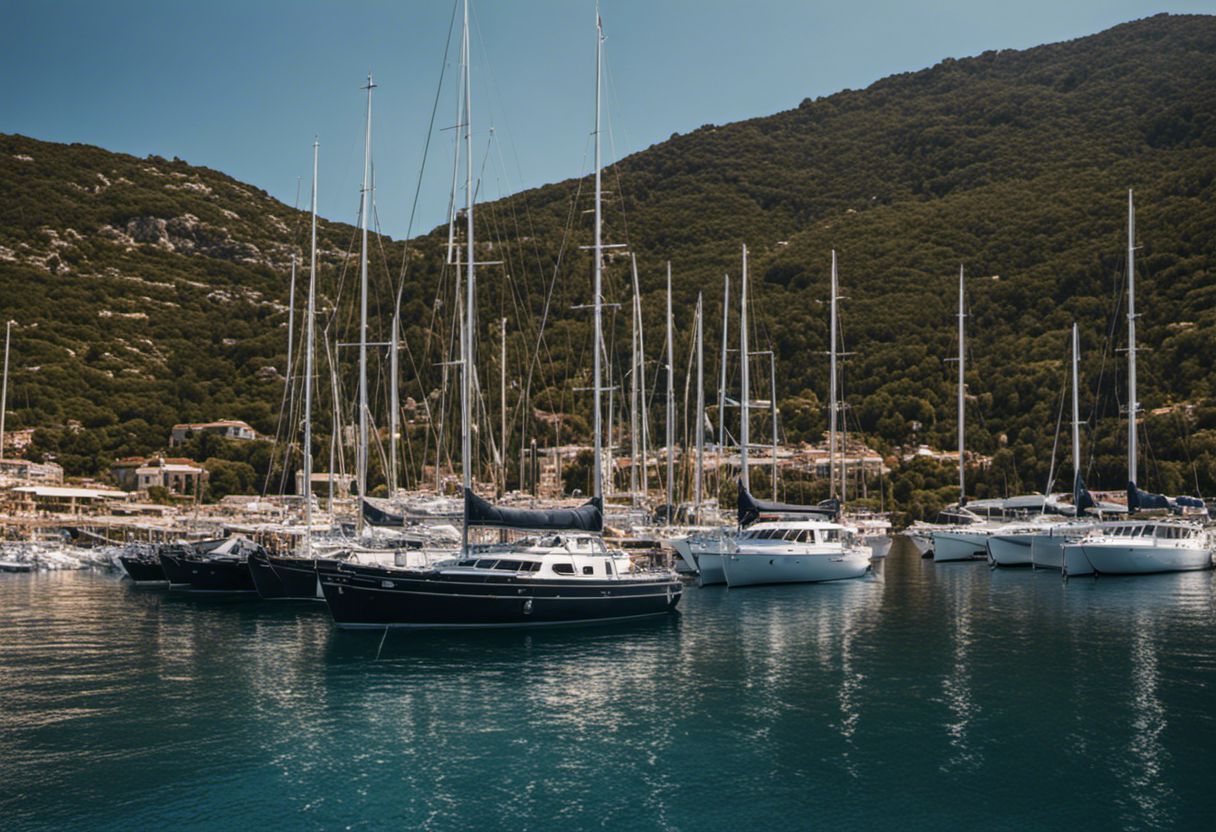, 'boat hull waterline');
721,551,871,587
318,563,682,630
247,551,326,600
